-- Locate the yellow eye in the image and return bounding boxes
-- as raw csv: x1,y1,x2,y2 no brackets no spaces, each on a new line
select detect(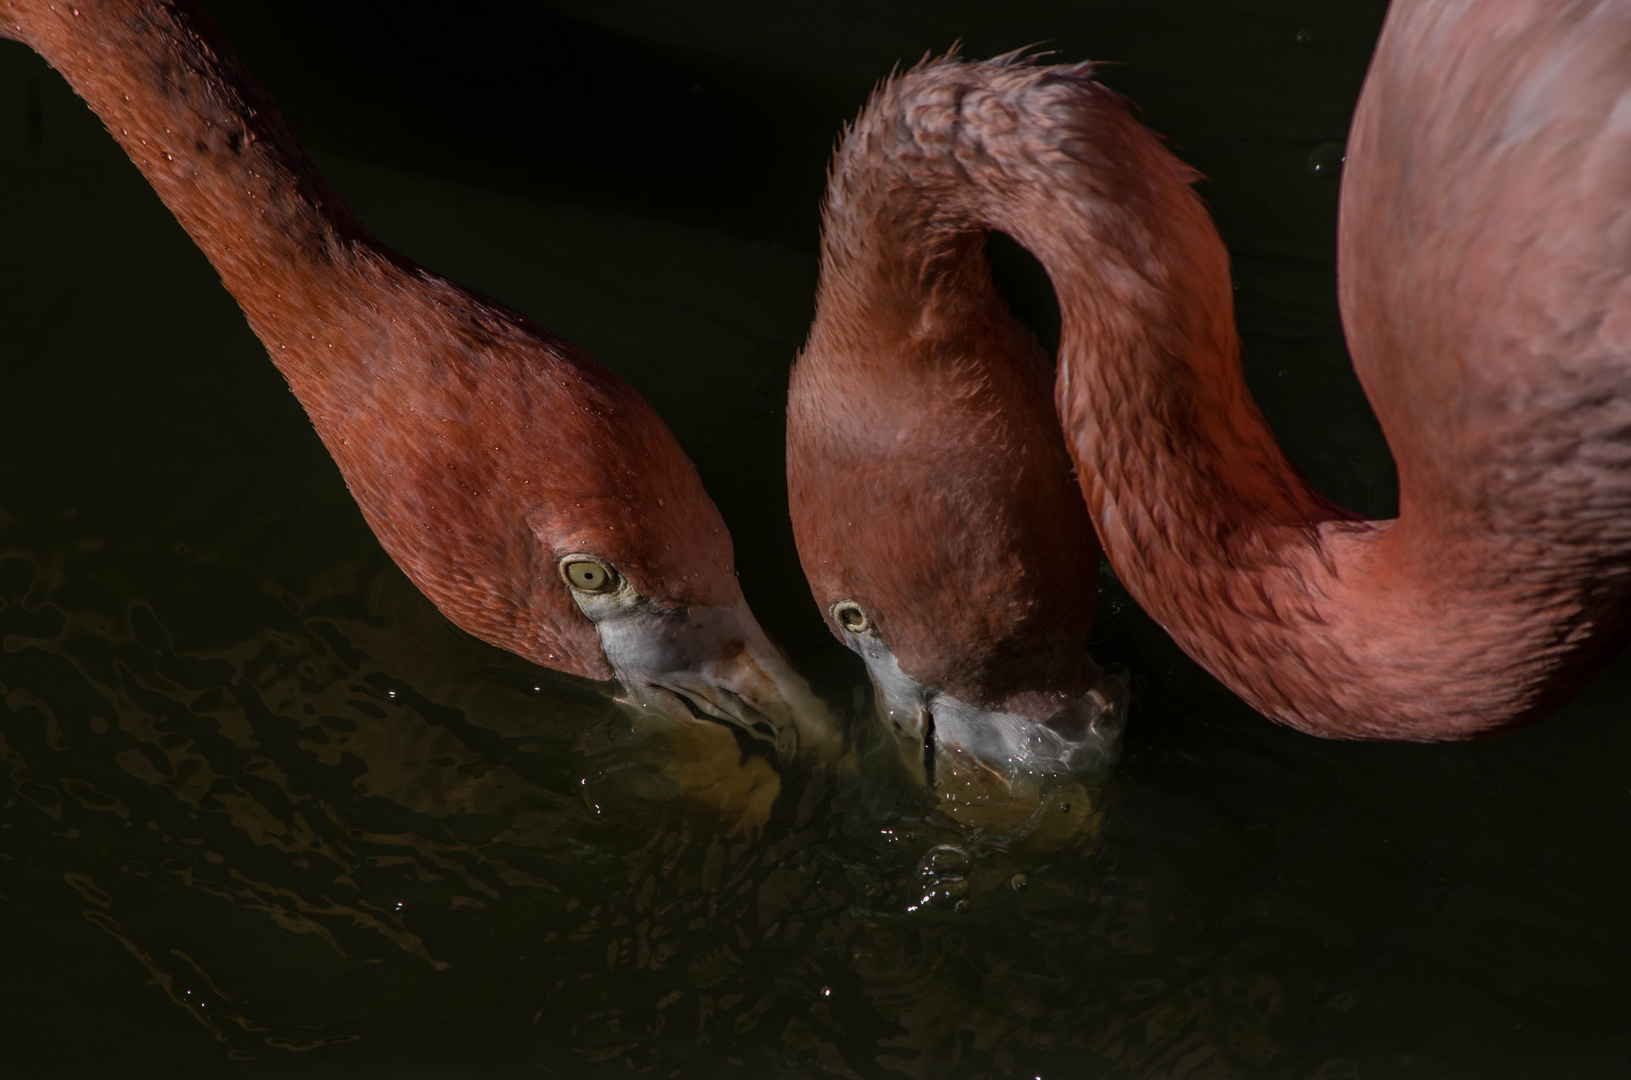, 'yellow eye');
561,559,614,593
832,600,871,634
